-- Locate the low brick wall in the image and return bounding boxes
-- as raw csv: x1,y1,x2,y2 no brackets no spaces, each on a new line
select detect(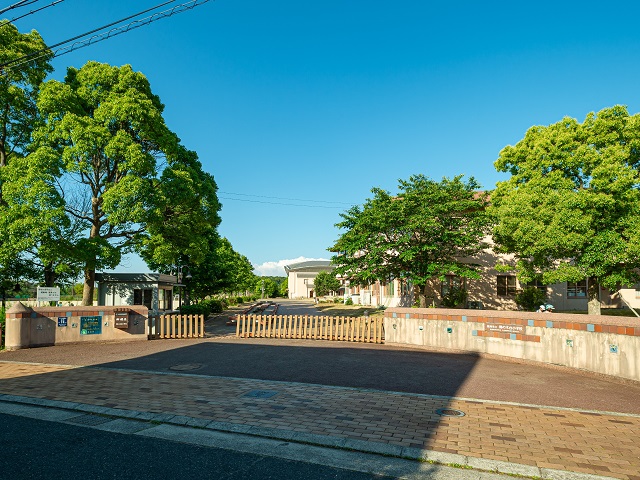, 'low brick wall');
385,308,640,382
5,303,148,350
